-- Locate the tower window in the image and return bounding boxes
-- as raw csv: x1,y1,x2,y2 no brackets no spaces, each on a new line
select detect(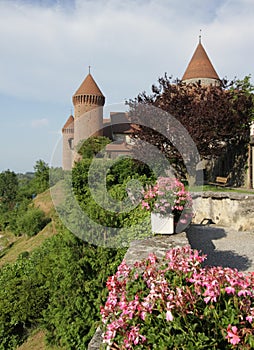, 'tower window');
68,138,74,150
